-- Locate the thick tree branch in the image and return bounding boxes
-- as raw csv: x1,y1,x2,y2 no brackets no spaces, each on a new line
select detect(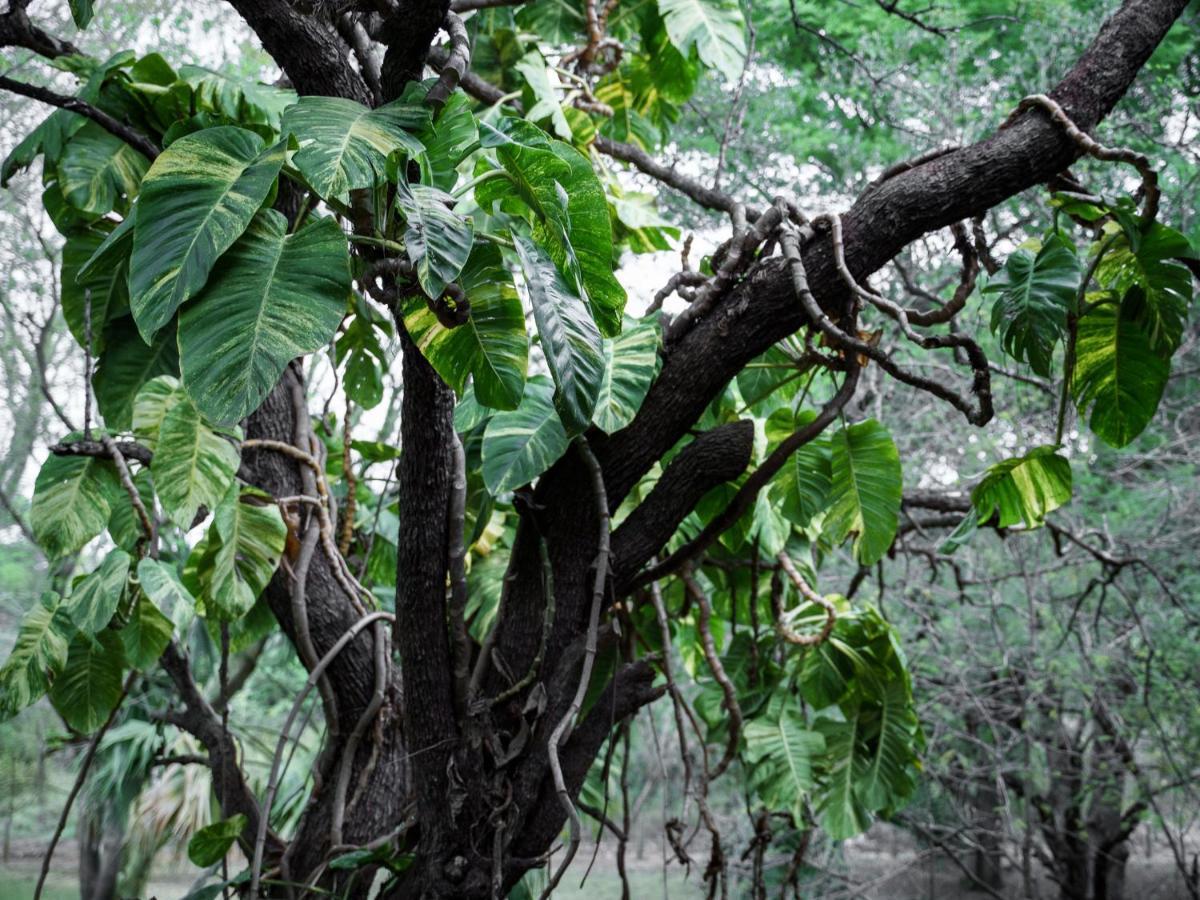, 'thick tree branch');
0,4,77,58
